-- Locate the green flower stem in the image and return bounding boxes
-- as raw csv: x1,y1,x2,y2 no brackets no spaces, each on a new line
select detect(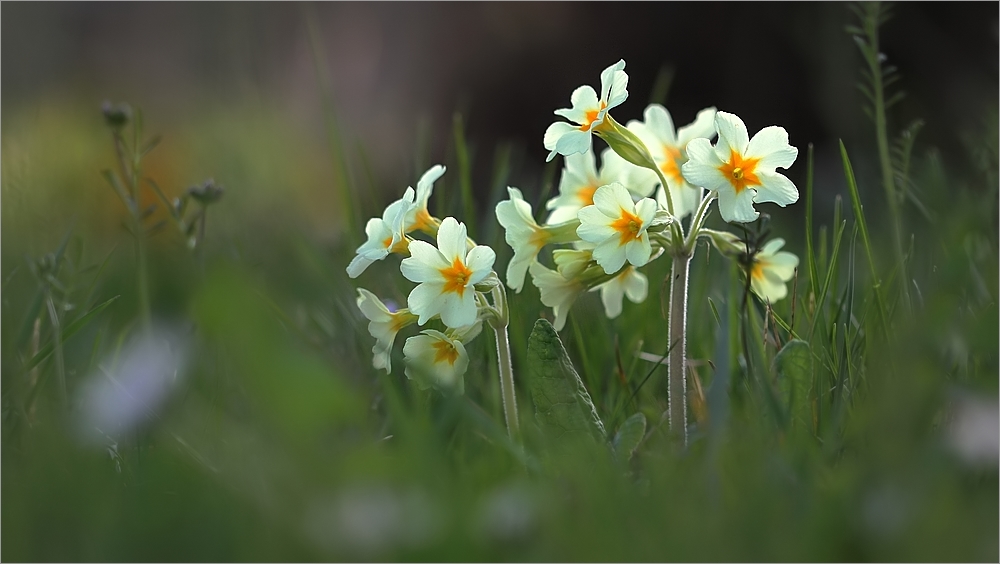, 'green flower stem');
683,191,716,252
666,250,691,446
490,283,520,439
